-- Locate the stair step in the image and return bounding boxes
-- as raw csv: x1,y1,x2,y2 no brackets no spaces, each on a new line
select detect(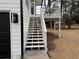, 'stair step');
28,26,42,28
29,23,41,24
28,26,42,27
27,35,43,37
28,32,42,34
29,22,41,24
29,24,41,25
25,47,45,50
25,45,45,48
27,37,43,38
28,29,42,31
26,39,44,42
28,30,42,31
28,30,42,32
29,24,42,27
29,20,41,21
27,36,43,38
26,42,44,44
28,27,42,28
28,31,42,33
29,25,41,27
29,22,41,23
26,43,44,46
28,31,42,32
27,38,44,41
27,33,43,34
27,34,43,36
